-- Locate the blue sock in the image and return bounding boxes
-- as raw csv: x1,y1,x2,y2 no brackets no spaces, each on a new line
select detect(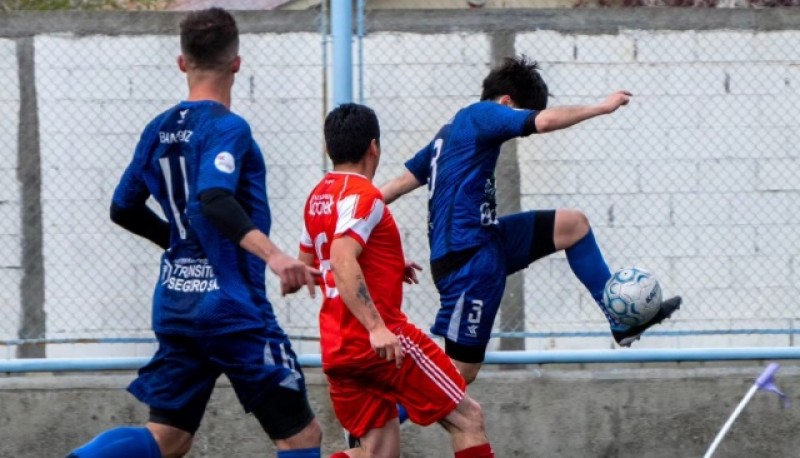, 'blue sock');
397,404,409,424
69,426,161,458
277,448,321,458
565,229,622,329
